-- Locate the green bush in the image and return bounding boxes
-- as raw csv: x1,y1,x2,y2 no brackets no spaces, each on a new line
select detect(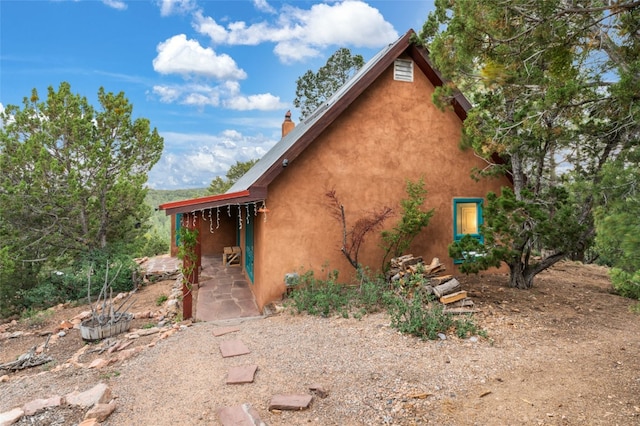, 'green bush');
387,286,453,340
288,270,352,317
610,268,640,300
286,266,485,340
386,273,485,340
287,268,390,318
8,245,140,316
